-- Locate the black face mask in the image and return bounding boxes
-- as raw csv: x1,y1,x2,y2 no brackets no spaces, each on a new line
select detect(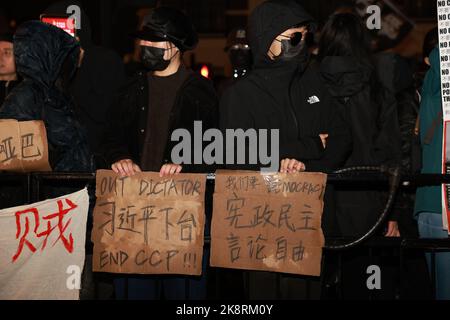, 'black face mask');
140,45,175,71
229,49,252,70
